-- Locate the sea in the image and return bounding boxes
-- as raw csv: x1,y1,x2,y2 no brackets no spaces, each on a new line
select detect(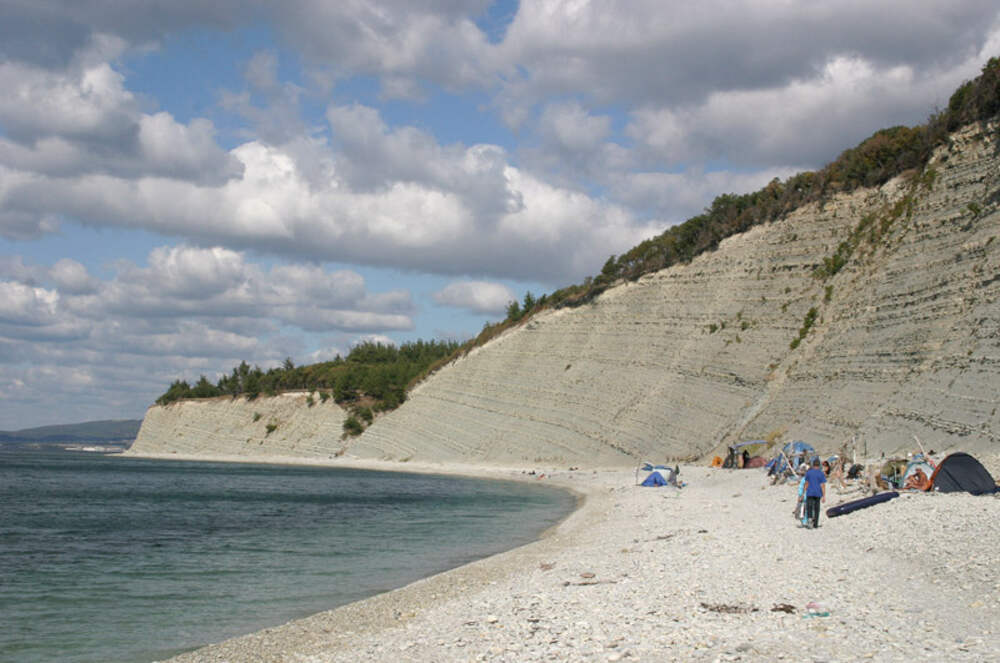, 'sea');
0,448,576,663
